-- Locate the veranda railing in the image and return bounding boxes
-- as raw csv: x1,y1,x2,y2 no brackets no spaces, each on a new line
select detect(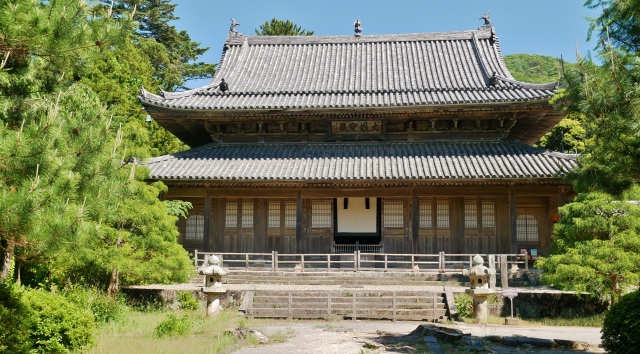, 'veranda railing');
194,250,530,273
